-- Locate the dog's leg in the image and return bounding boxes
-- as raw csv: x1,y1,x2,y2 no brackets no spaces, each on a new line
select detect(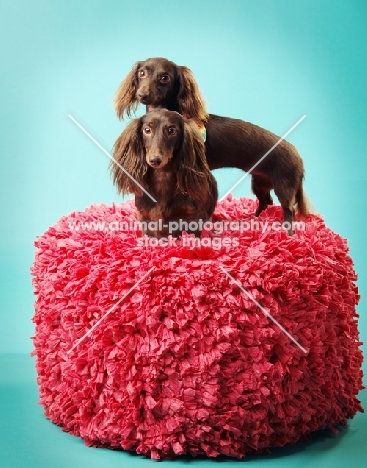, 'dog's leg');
272,183,296,235
251,174,274,216
281,207,295,235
